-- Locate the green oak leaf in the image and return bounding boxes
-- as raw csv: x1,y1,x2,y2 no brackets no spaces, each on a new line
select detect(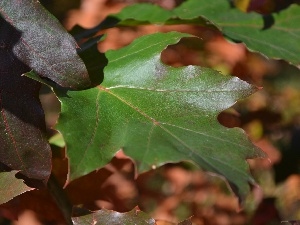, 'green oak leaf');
0,171,34,205
173,0,300,64
112,0,300,64
116,3,173,24
114,4,209,27
54,32,264,202
72,207,155,225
